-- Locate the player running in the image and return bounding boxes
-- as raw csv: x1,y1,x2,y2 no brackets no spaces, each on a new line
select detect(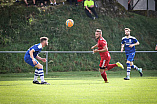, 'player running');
91,29,124,83
24,37,50,85
121,28,143,80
